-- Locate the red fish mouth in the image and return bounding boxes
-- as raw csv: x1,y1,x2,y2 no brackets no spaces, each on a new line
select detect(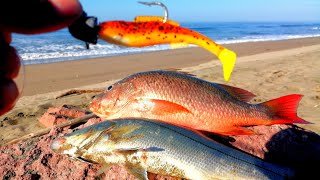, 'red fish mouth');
89,100,101,112
89,102,109,118
93,111,109,118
